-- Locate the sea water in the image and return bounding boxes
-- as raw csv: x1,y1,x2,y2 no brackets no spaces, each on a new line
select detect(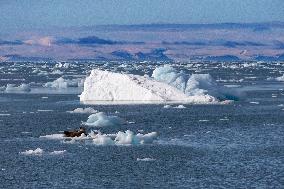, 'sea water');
0,61,283,188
